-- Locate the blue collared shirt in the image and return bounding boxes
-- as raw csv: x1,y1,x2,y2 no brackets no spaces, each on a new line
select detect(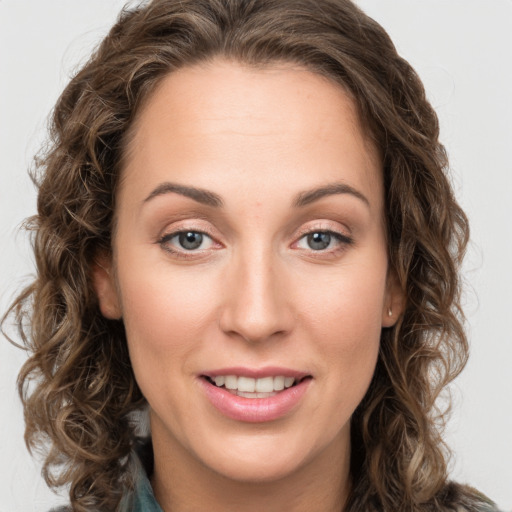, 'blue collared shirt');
121,450,163,512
